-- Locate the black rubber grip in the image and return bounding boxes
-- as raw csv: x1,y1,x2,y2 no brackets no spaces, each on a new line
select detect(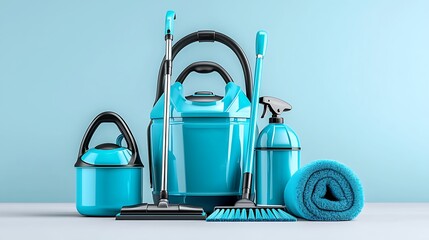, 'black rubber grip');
196,30,216,42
